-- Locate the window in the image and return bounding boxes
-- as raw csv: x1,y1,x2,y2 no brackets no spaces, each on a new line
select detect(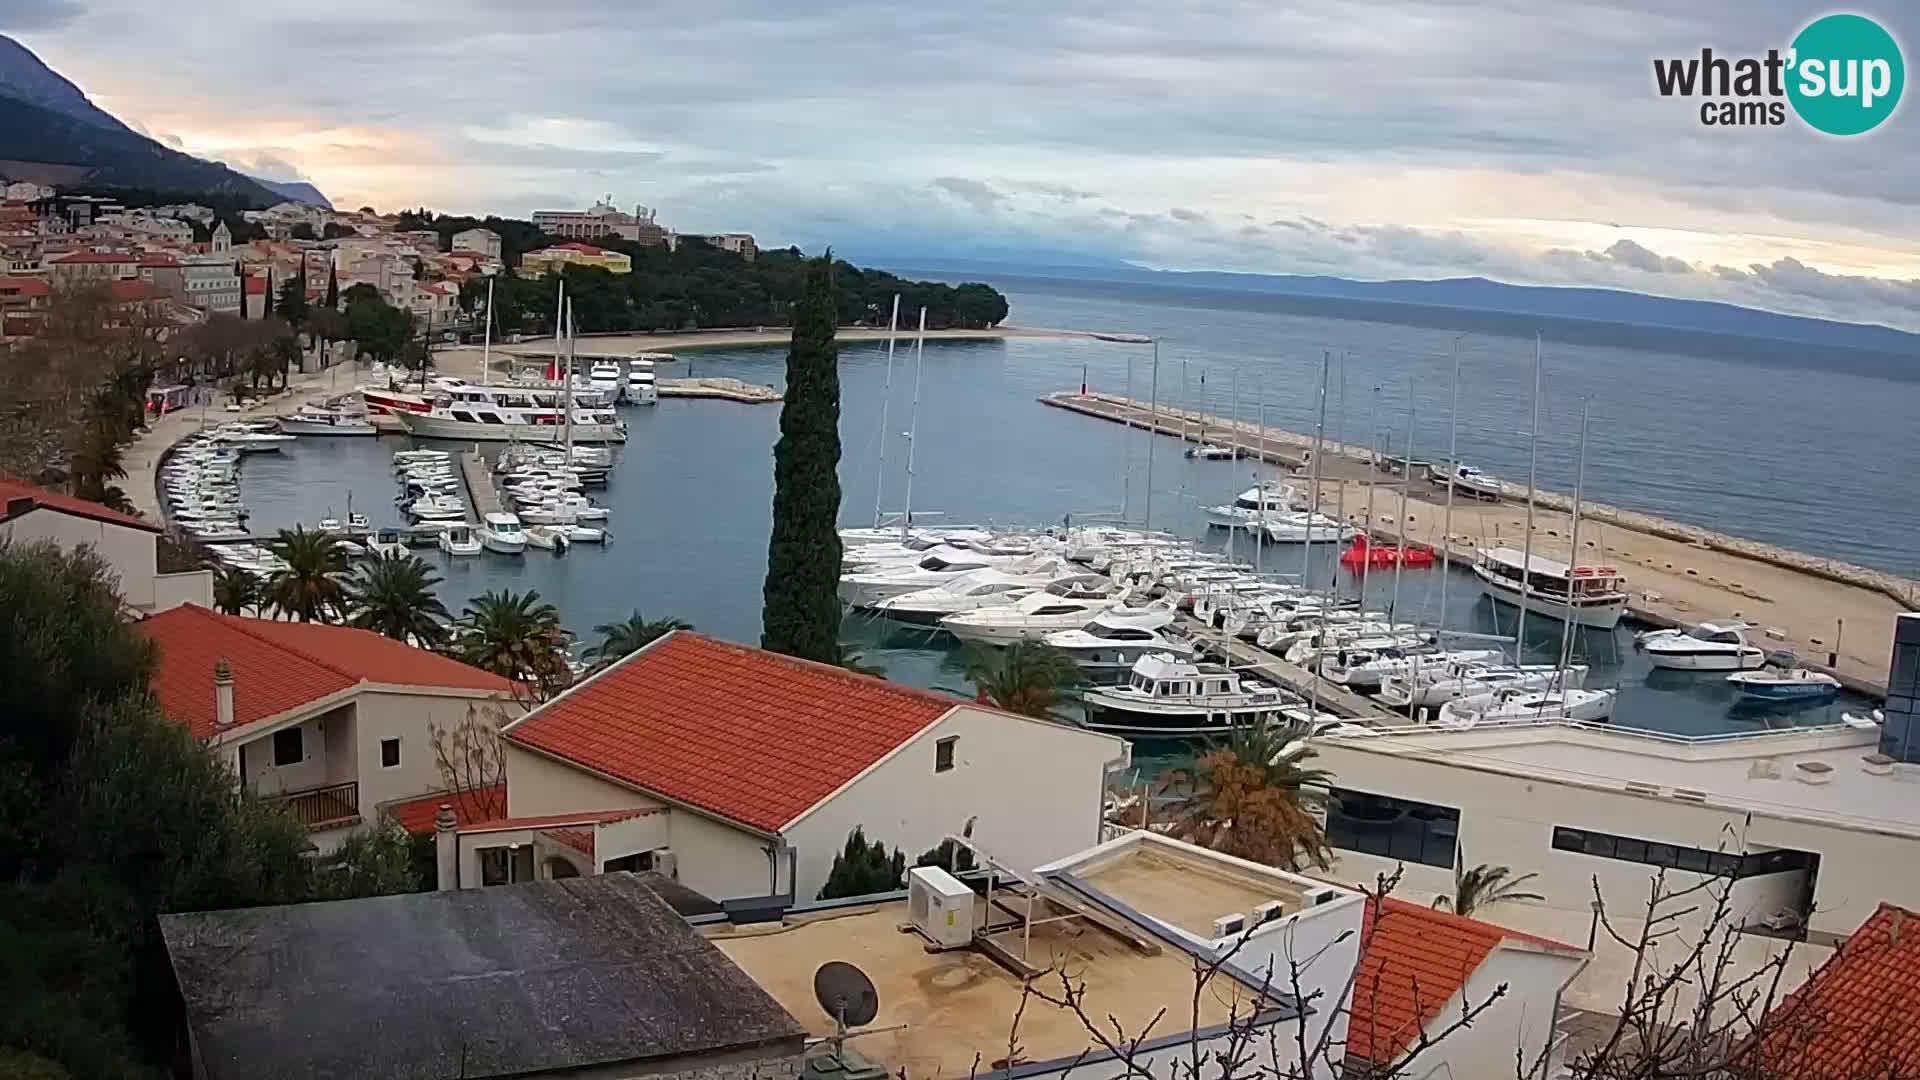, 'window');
1551,826,1811,879
603,850,655,874
935,736,957,773
1326,787,1460,868
272,727,303,767
380,738,401,769
478,845,536,887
